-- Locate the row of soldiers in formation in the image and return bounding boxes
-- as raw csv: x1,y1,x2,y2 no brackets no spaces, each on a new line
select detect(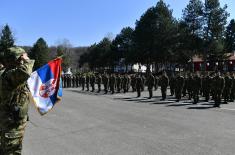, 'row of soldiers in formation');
62,71,235,108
